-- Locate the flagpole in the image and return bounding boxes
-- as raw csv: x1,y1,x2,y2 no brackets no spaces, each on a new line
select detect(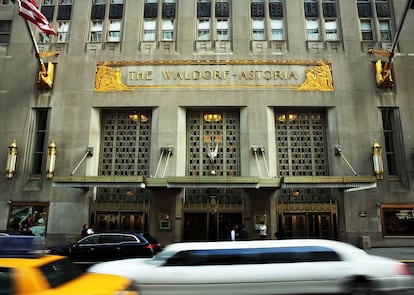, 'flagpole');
386,0,413,65
24,19,46,72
